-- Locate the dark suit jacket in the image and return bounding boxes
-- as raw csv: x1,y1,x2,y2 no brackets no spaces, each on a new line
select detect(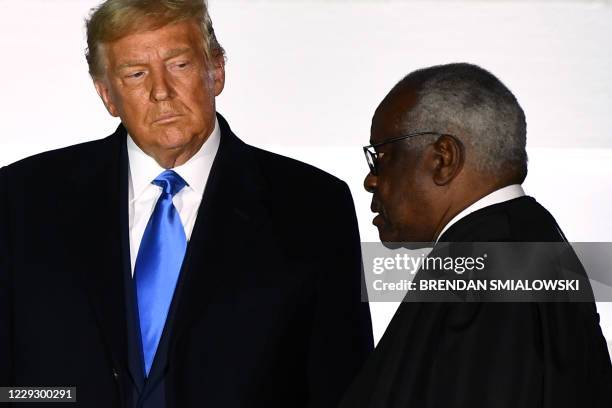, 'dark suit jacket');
340,196,612,408
0,114,373,407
